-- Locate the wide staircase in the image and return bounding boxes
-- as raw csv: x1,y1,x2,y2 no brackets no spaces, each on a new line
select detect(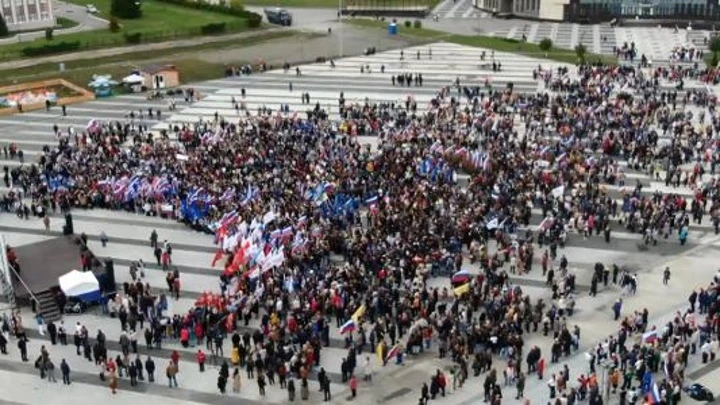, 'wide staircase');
35,289,62,323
